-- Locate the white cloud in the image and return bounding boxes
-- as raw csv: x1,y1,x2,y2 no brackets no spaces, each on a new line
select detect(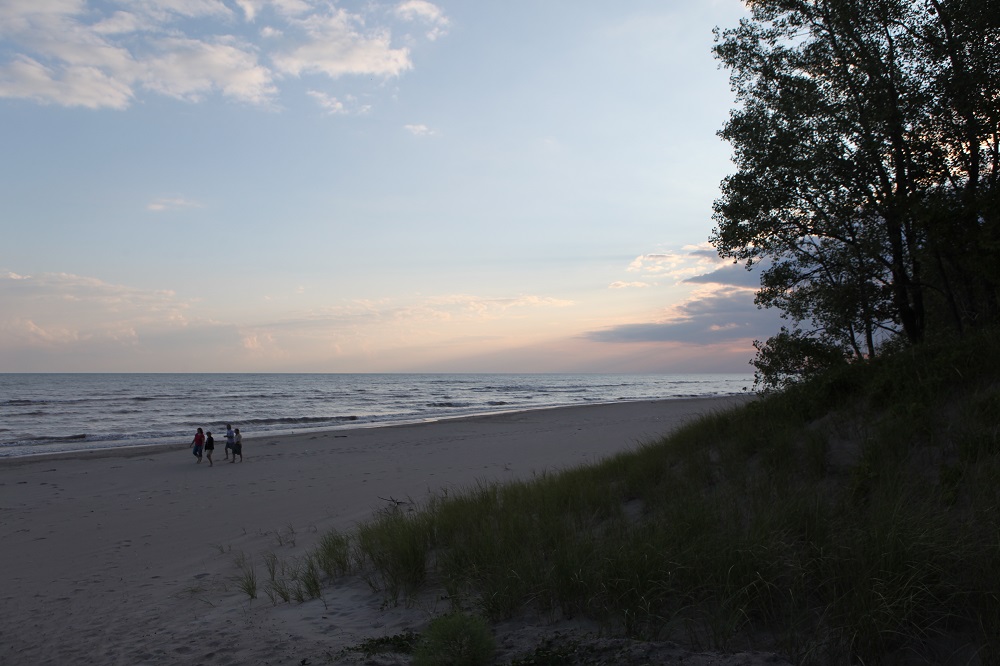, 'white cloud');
234,0,312,22
91,11,154,36
626,243,728,281
404,123,435,136
307,89,346,114
609,281,652,289
234,0,261,22
395,0,450,40
136,0,233,21
273,10,411,78
147,196,202,212
307,90,370,115
0,0,446,108
0,55,134,108
140,36,276,104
